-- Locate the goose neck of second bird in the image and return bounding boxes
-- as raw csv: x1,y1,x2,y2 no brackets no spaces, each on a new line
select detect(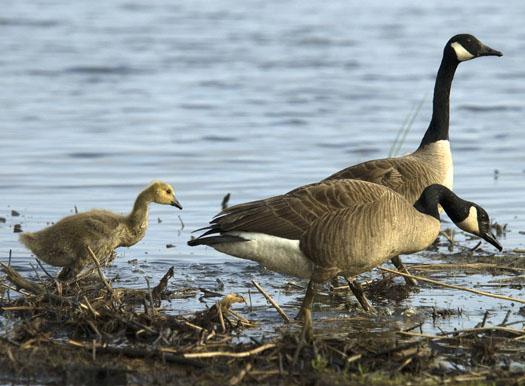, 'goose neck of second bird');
418,55,459,149
128,190,152,229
